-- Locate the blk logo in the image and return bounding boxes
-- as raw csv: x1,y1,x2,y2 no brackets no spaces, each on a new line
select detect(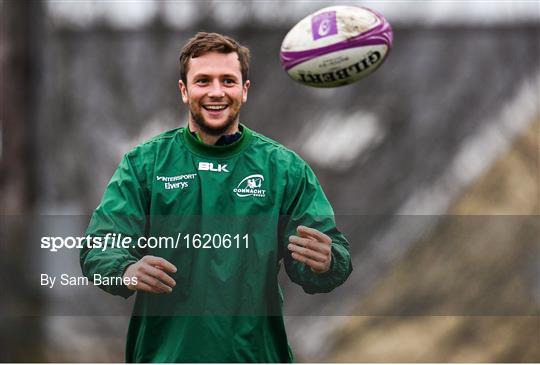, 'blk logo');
198,162,229,173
